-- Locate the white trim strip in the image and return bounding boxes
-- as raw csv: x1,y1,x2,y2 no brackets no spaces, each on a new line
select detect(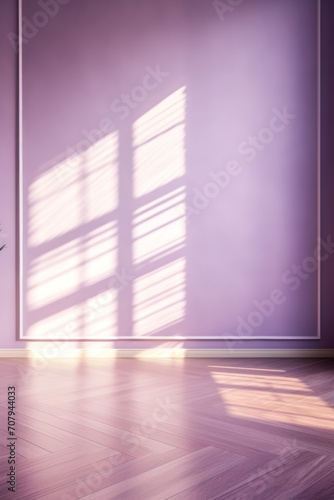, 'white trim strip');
18,0,24,342
0,349,333,358
17,335,321,341
317,0,322,339
18,0,323,342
